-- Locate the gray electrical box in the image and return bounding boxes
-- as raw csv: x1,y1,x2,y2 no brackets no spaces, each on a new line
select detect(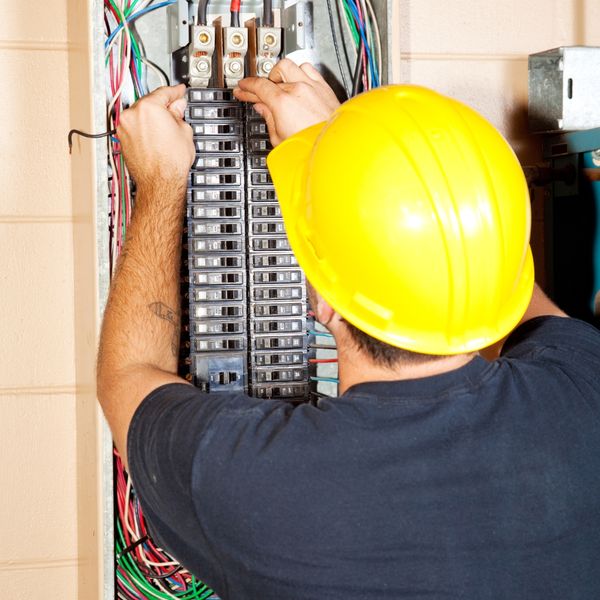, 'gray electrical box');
529,46,600,133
